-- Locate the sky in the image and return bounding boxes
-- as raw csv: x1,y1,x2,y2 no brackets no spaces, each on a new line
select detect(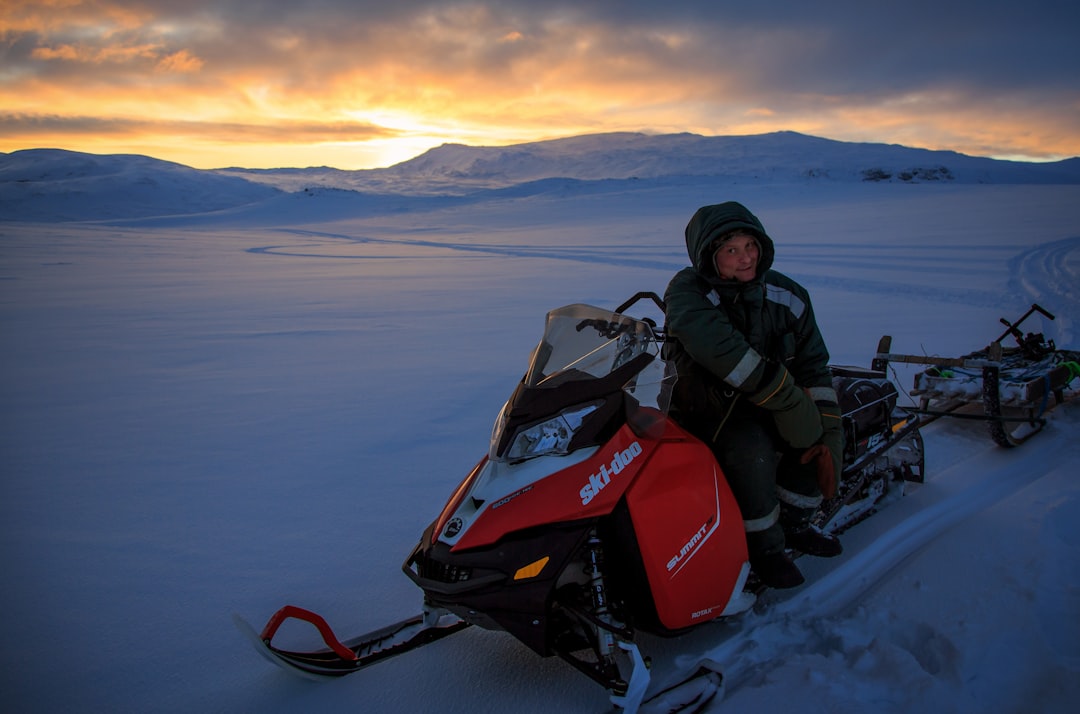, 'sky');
2,0,1079,170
